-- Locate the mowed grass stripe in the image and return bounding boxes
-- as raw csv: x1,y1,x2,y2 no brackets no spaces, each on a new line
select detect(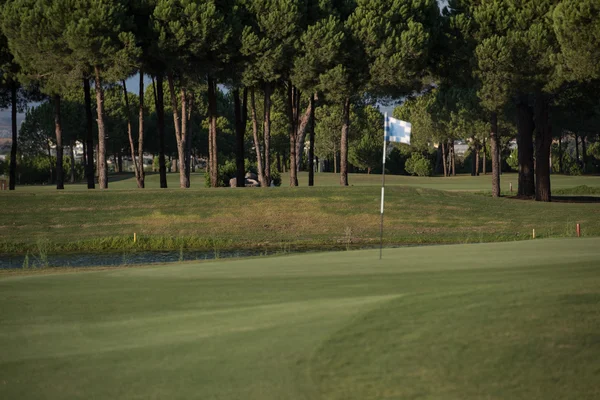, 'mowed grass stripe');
1,238,600,399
